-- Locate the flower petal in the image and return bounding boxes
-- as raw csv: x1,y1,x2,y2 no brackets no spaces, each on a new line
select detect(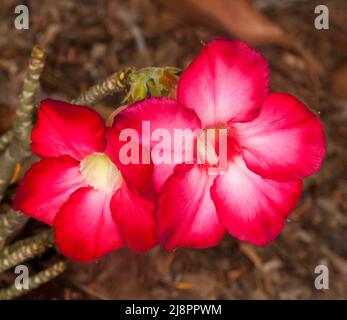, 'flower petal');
106,128,155,199
32,99,106,160
234,93,326,181
152,163,176,193
108,97,201,192
177,39,269,127
54,187,124,262
111,183,157,253
13,156,86,226
211,157,302,246
157,165,226,251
